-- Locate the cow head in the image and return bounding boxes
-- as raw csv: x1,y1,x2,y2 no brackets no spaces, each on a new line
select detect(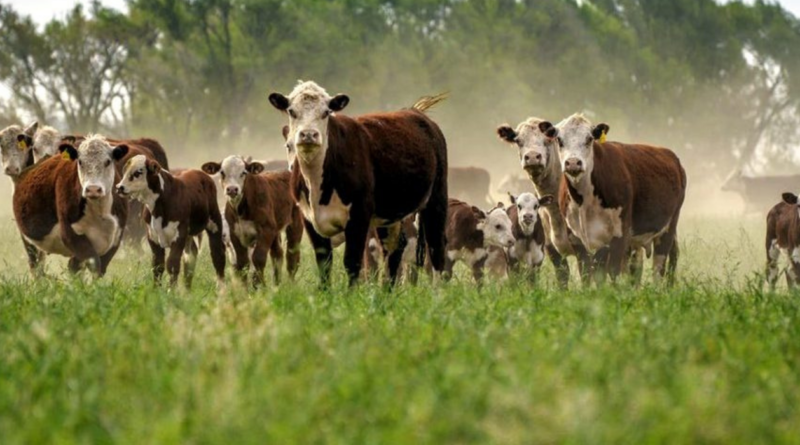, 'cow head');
0,122,37,178
556,113,609,183
202,155,263,205
61,135,128,200
116,153,165,200
281,125,297,171
268,81,349,163
476,204,516,248
508,192,553,236
497,118,559,178
31,125,62,163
